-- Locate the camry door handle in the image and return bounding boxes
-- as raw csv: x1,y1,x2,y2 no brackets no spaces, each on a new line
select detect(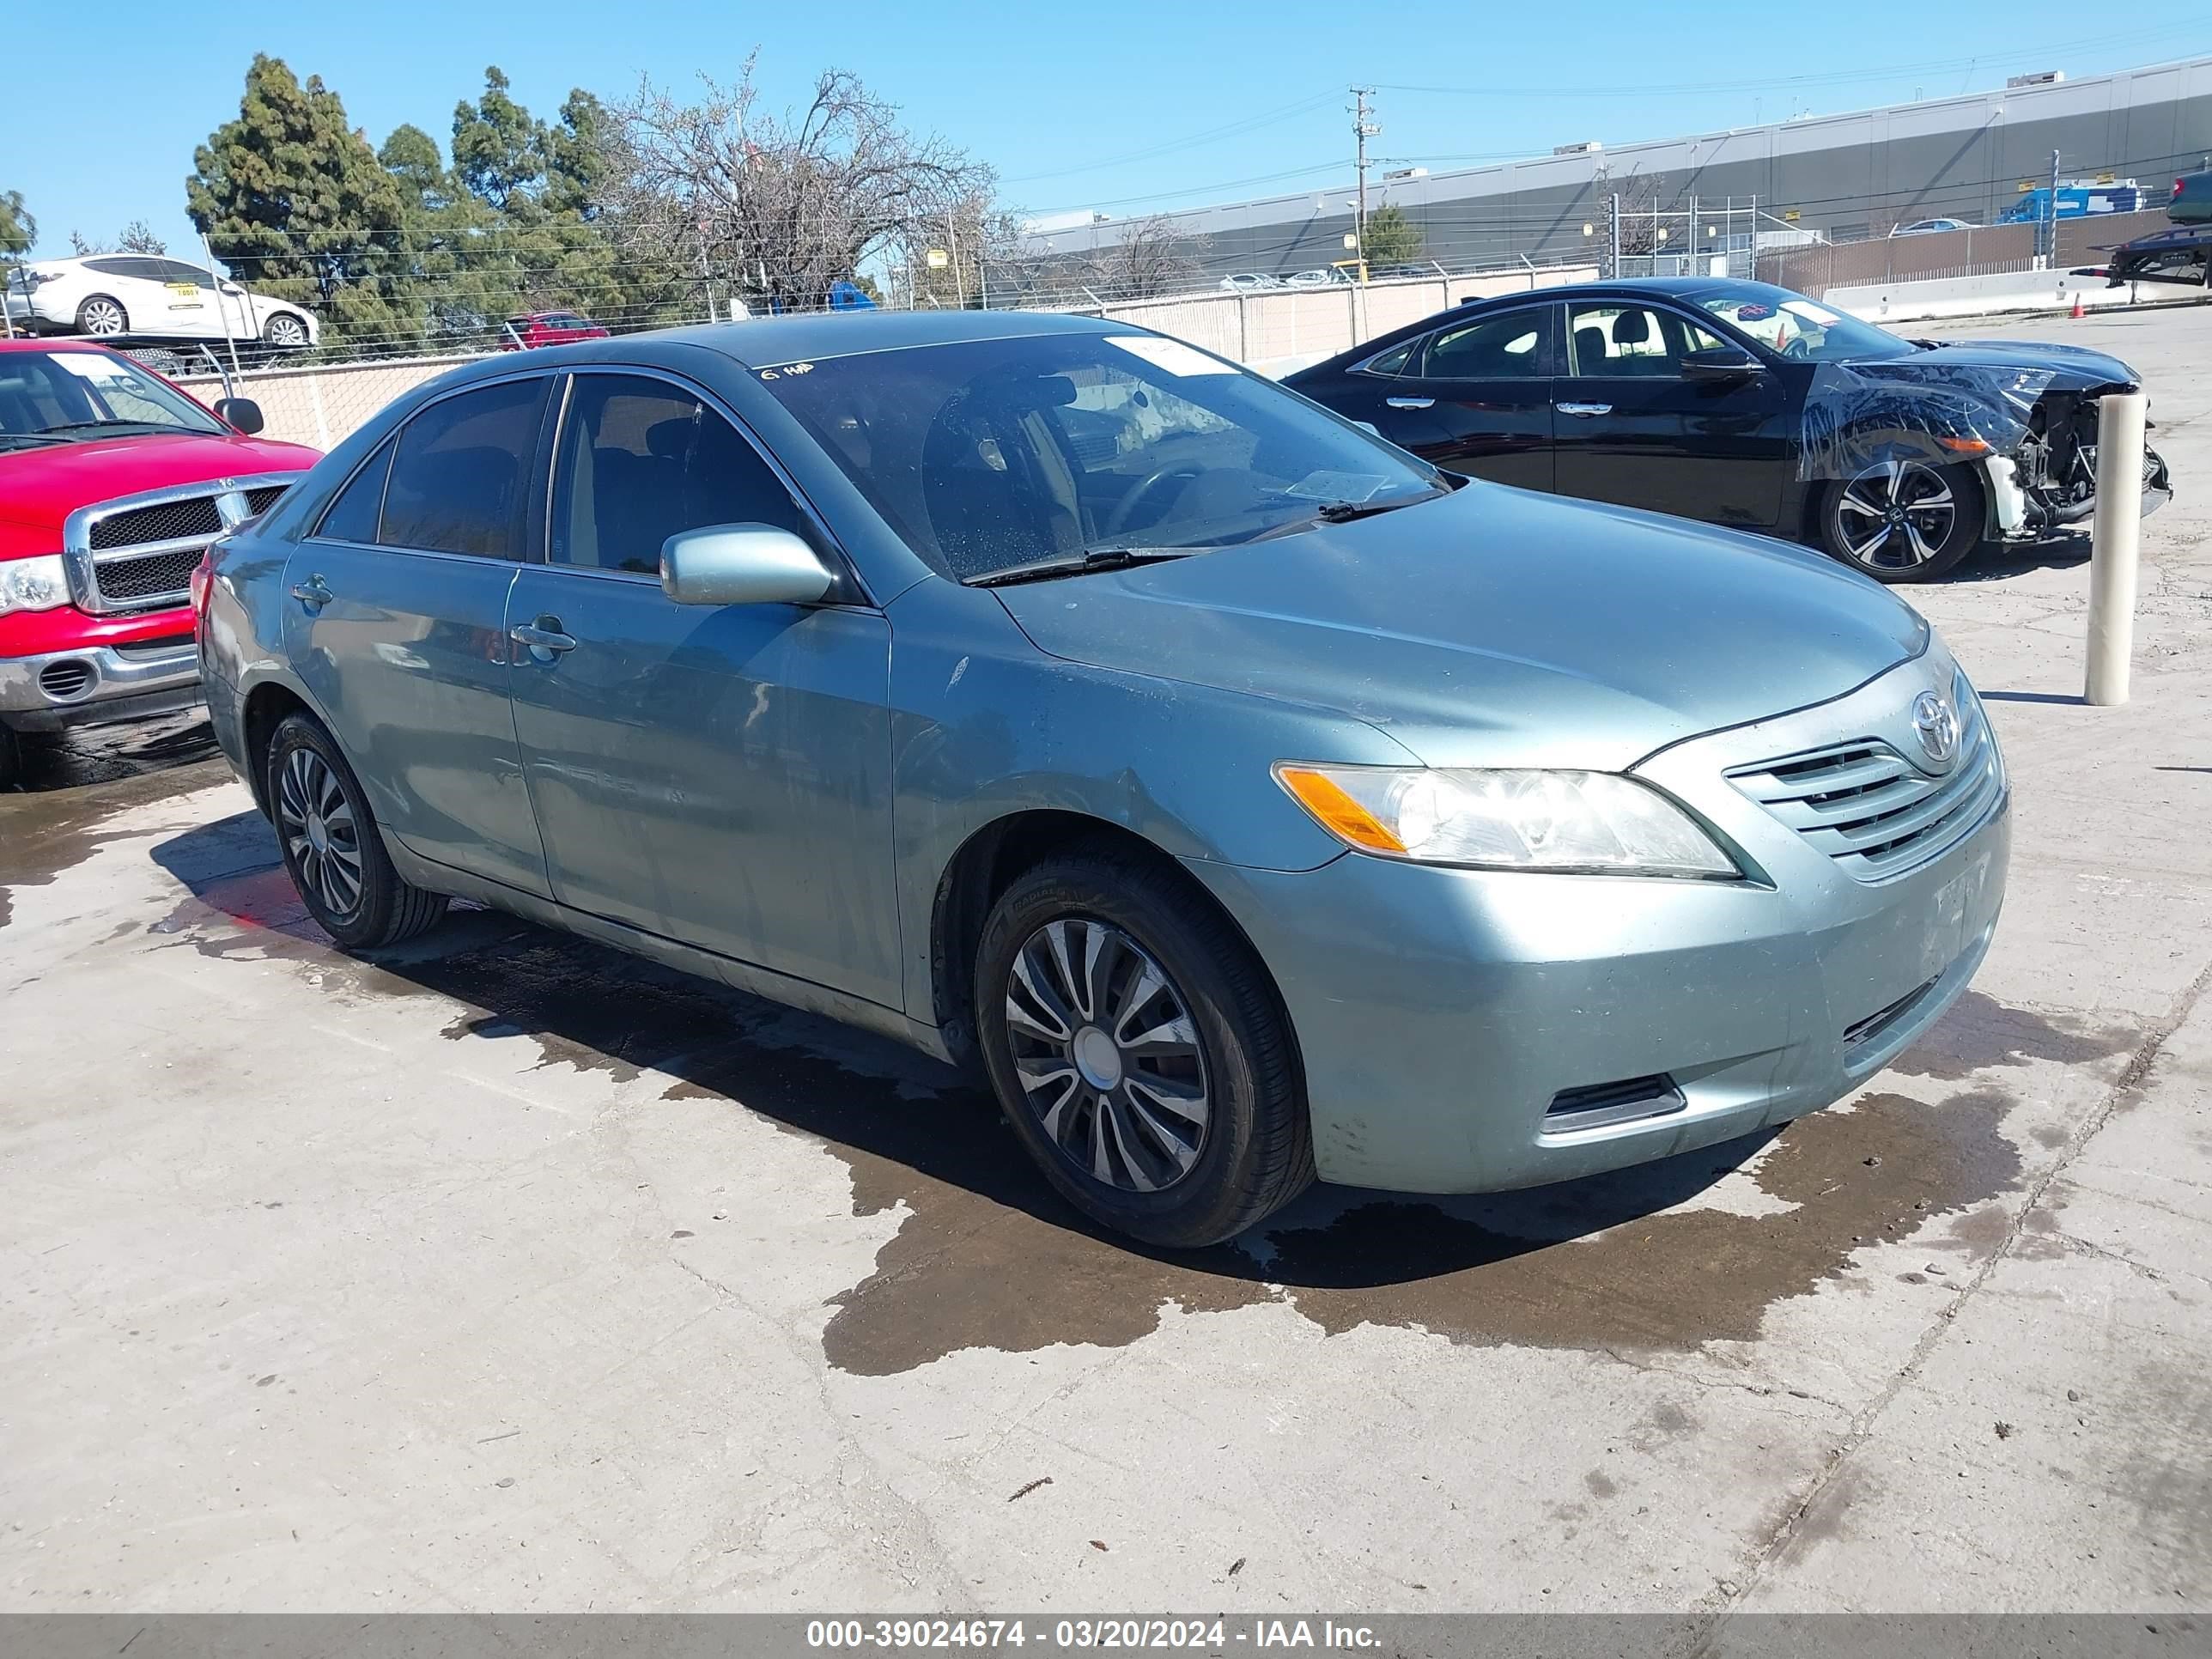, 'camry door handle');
508,619,577,658
1384,396,1435,410
289,575,331,609
1555,402,1613,417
